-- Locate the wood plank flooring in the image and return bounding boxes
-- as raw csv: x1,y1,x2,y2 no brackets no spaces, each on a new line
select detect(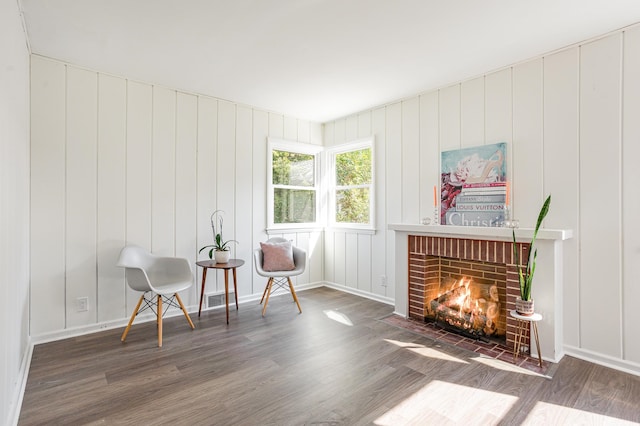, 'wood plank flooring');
19,287,640,425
